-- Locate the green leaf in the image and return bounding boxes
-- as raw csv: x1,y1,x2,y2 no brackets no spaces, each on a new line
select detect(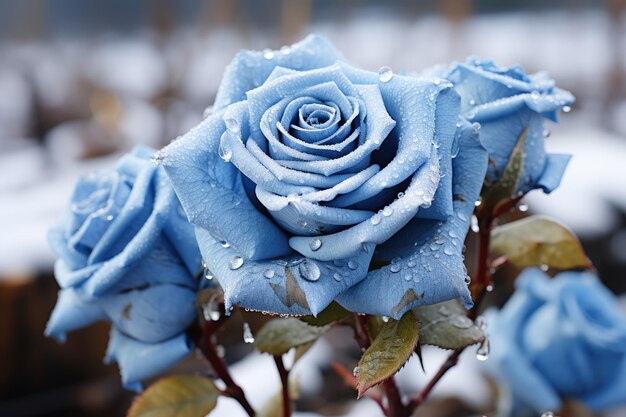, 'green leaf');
355,312,419,398
300,301,350,327
490,215,592,270
481,128,526,208
413,300,484,350
127,375,219,417
255,318,329,355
